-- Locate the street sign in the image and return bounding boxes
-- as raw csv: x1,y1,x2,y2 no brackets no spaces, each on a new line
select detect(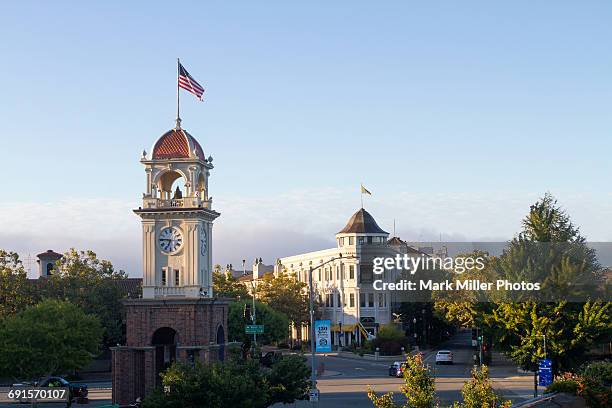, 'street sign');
245,324,264,334
538,358,553,387
315,320,332,353
309,388,319,402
